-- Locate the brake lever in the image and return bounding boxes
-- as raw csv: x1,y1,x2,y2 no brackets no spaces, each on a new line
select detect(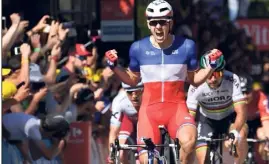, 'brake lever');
109,143,116,160
143,138,156,151
174,138,180,161
228,133,238,157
